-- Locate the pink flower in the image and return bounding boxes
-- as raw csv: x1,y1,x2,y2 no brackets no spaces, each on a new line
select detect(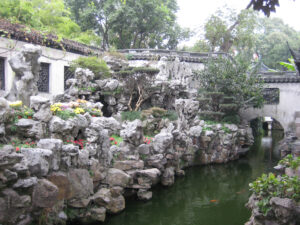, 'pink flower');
114,141,118,145
147,141,151,144
16,147,20,151
110,137,115,141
